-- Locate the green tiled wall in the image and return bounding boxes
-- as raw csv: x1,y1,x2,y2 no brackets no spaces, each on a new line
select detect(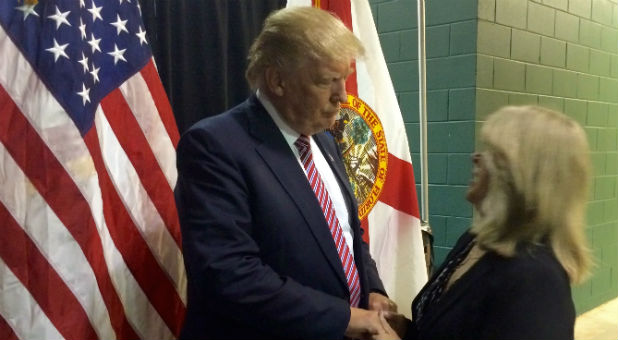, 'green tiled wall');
370,0,618,314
